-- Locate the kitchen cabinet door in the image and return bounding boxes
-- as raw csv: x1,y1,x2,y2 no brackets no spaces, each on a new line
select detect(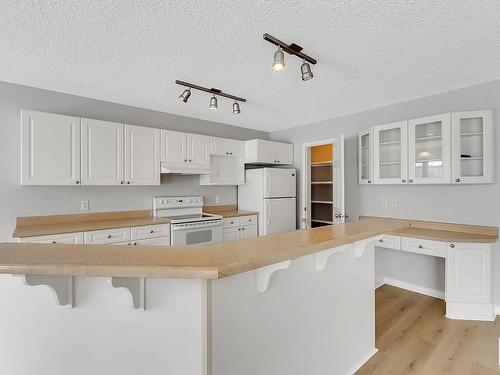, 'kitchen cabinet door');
408,113,451,184
209,137,228,156
81,119,124,185
223,228,240,242
451,110,493,184
257,140,276,163
358,129,373,184
240,225,257,239
21,110,81,185
161,130,187,162
228,139,245,158
275,142,293,164
373,121,408,184
187,134,209,164
446,242,491,304
125,125,160,185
